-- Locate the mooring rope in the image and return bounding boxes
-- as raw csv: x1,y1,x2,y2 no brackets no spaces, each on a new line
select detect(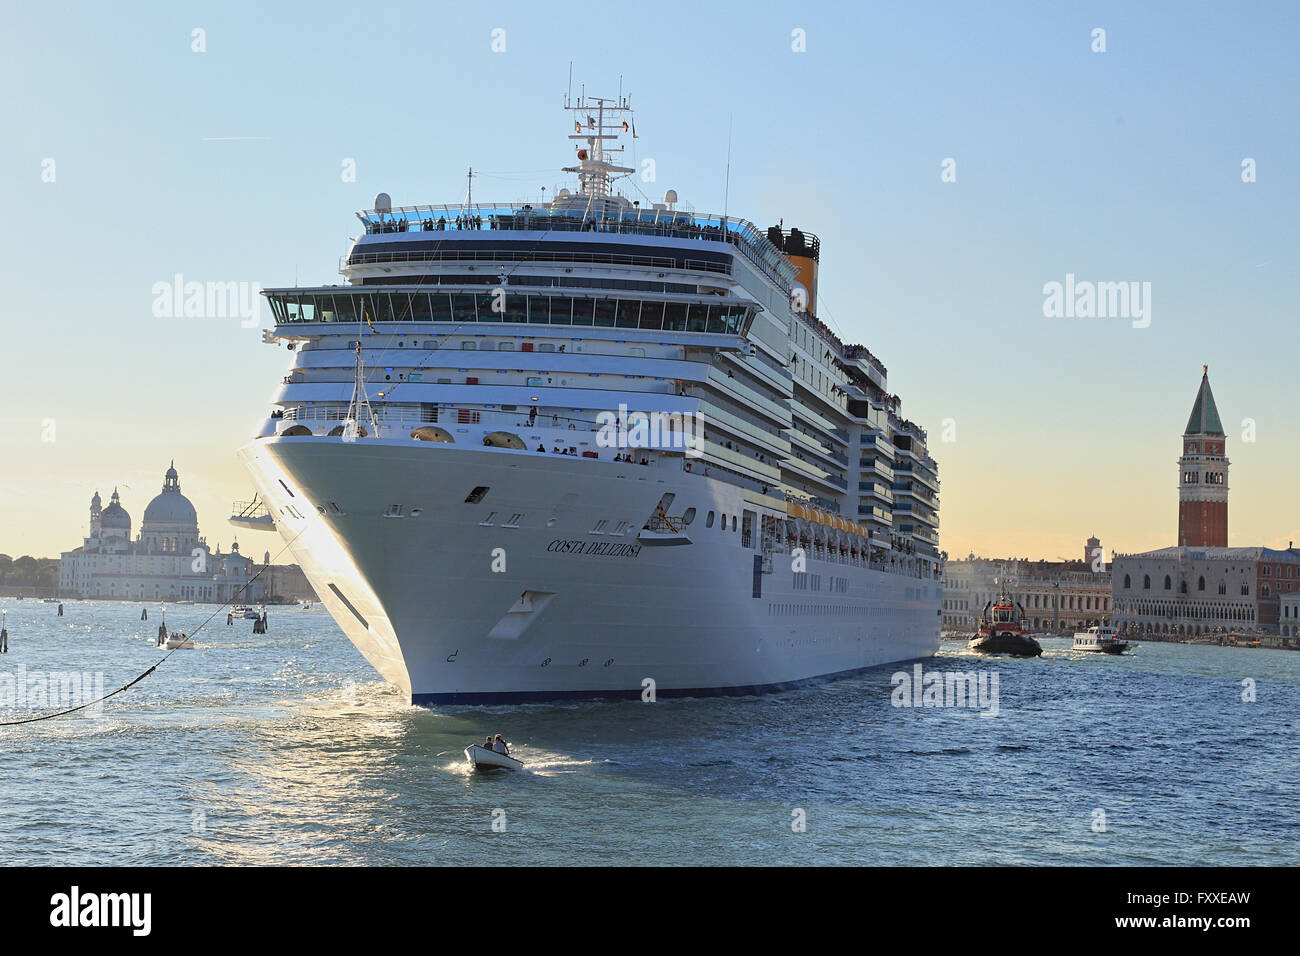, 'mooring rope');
0,527,306,726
